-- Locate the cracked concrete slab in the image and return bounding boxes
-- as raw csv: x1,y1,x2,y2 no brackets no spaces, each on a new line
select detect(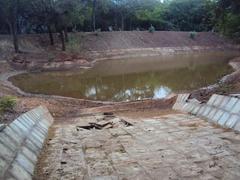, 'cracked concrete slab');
35,112,240,180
